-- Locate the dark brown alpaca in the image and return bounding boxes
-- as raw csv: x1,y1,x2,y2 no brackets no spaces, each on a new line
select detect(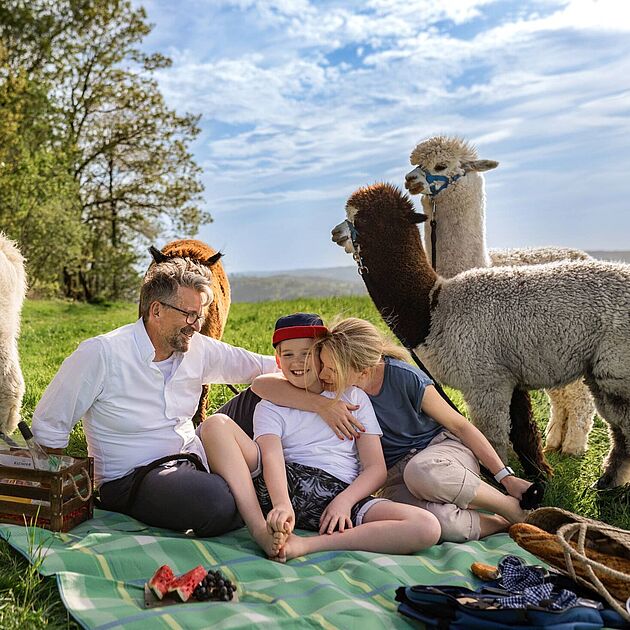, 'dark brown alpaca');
333,183,551,479
148,239,231,425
